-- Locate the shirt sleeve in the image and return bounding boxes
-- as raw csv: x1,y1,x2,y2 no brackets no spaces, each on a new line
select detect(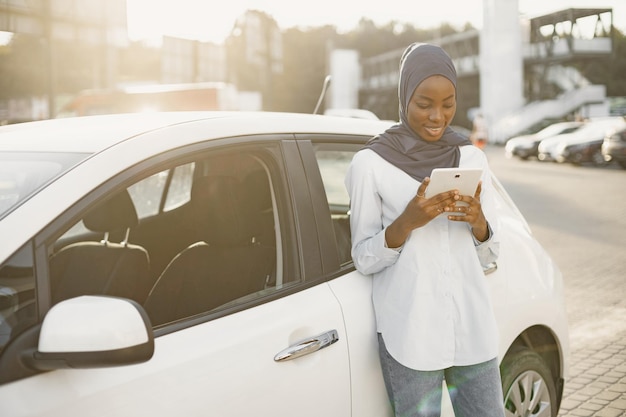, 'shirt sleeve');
472,221,499,268
472,154,500,268
345,152,401,275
